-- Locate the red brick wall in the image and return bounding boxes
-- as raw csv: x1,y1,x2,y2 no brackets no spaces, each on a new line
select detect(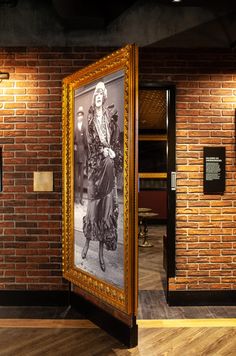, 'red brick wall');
0,47,235,291
0,47,110,290
140,48,236,291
